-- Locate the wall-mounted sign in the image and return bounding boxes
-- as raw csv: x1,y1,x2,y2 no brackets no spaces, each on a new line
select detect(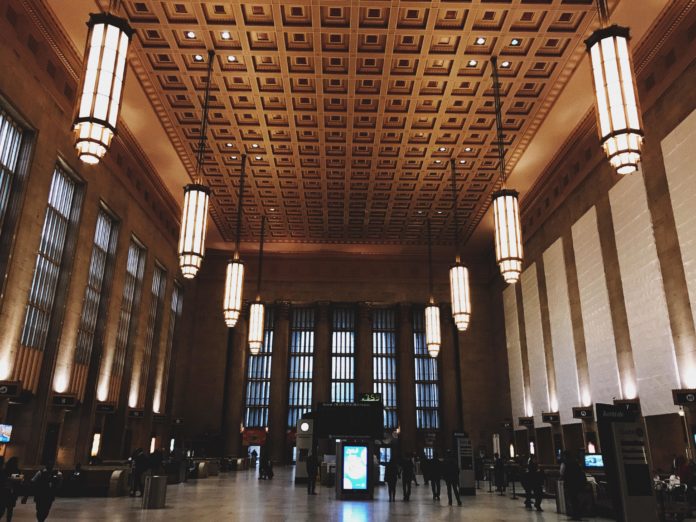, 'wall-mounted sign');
96,403,116,413
573,406,594,420
0,382,21,398
542,412,560,424
359,392,383,403
52,395,77,408
673,389,696,406
519,416,534,428
128,409,144,418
